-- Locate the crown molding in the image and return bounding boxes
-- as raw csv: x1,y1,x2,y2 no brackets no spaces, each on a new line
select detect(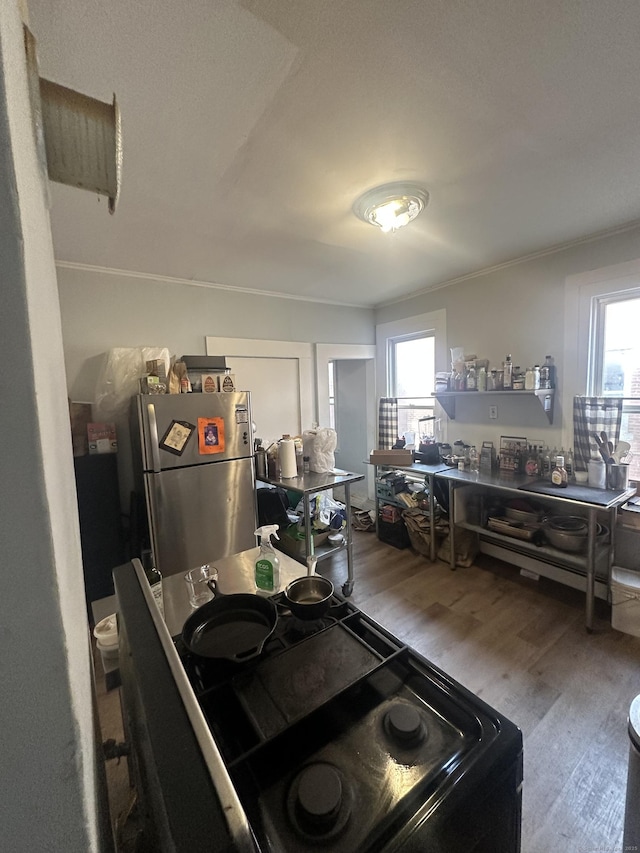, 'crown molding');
54,261,371,310
376,219,640,309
